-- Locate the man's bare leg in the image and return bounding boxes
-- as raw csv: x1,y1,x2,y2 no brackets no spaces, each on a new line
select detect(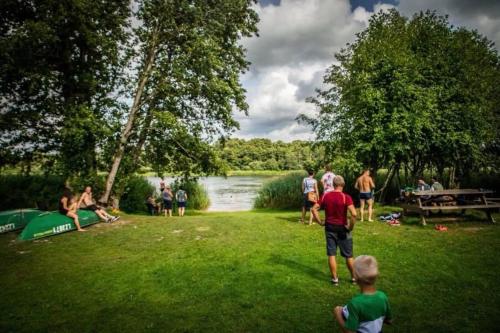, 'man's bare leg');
311,205,323,225
328,256,338,279
301,207,306,223
368,198,374,221
359,199,365,221
95,210,108,221
346,257,354,280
